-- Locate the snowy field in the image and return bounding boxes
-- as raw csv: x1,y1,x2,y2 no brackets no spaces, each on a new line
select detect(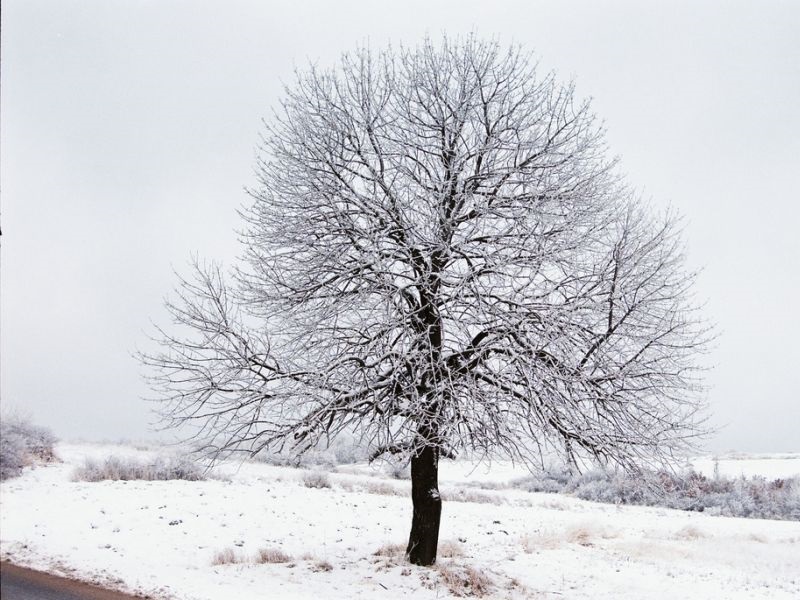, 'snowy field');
690,454,800,480
1,443,799,599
